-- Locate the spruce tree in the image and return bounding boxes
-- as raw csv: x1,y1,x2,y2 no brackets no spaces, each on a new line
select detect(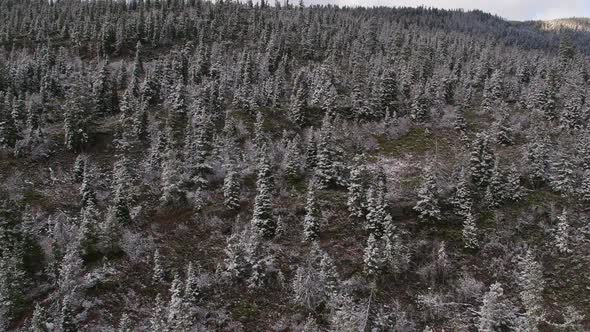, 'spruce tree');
477,283,515,331
516,249,545,331
251,144,275,239
347,157,366,219
414,166,441,221
303,179,321,242
462,211,479,249
469,133,495,189
152,249,165,284
554,209,572,254
223,168,240,210
363,232,384,278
